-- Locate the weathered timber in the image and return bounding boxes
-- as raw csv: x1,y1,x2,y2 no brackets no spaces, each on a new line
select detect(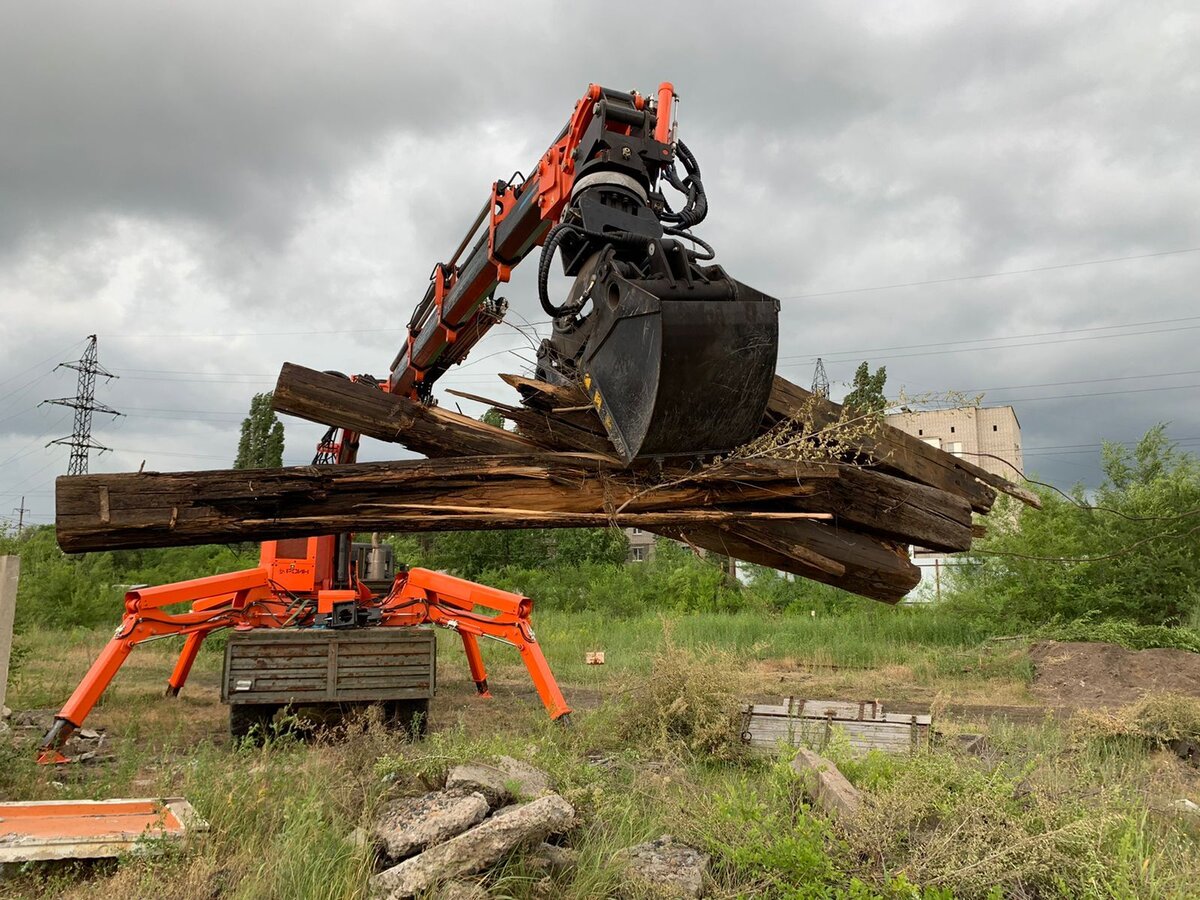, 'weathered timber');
498,373,604,433
768,376,1040,511
499,372,591,410
628,458,973,553
444,388,613,454
271,366,996,547
272,363,545,457
654,519,920,603
56,451,969,559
